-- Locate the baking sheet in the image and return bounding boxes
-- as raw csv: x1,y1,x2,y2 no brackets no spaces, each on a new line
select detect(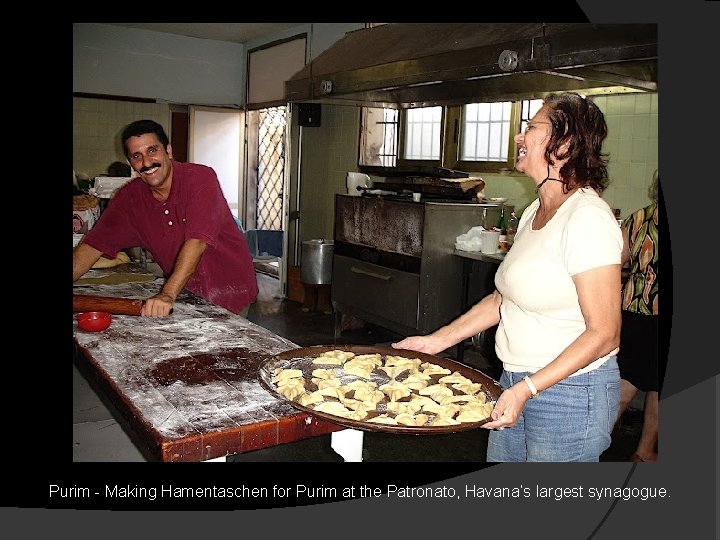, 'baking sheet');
258,344,503,434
